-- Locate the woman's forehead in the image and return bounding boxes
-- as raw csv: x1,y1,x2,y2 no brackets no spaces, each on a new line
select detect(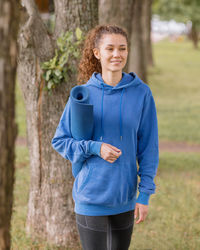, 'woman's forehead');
99,34,127,46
